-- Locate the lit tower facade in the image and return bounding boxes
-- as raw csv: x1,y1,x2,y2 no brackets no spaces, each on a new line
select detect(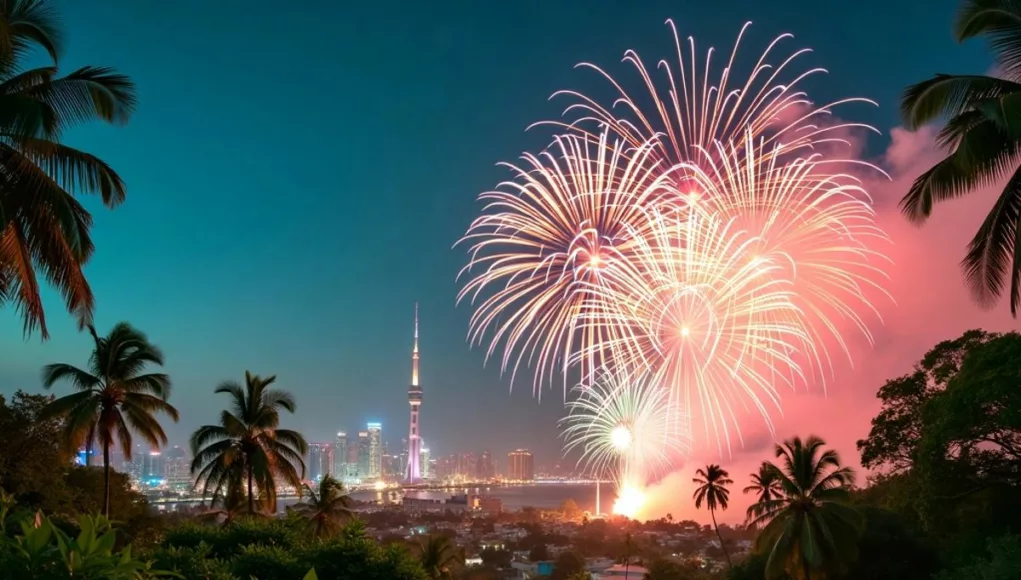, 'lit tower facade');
405,303,423,483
